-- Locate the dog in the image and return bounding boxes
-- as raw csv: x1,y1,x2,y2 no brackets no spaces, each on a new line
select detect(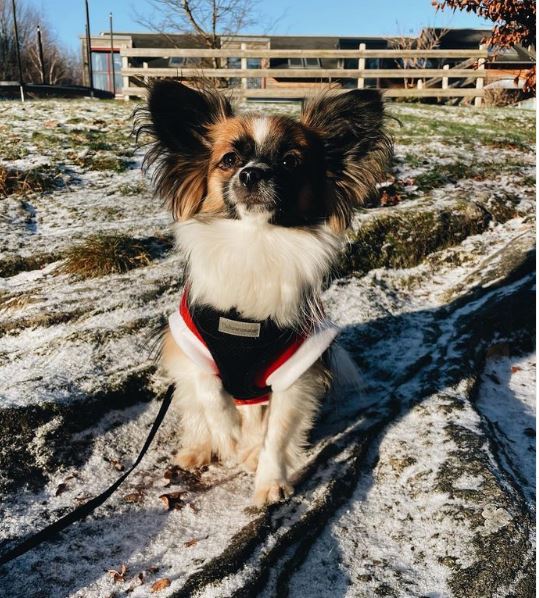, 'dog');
137,81,390,506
